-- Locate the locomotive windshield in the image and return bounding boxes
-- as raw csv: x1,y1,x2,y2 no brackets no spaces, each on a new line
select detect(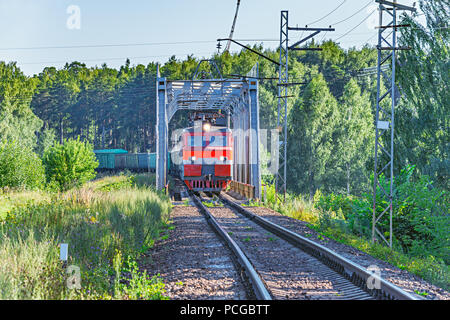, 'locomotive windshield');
187,134,228,147
207,135,227,147
188,135,206,147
